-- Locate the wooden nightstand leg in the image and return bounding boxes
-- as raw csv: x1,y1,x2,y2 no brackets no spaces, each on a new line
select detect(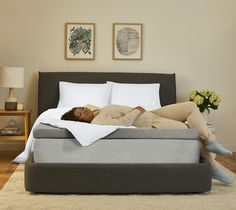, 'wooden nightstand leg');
29,112,31,133
24,113,30,142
